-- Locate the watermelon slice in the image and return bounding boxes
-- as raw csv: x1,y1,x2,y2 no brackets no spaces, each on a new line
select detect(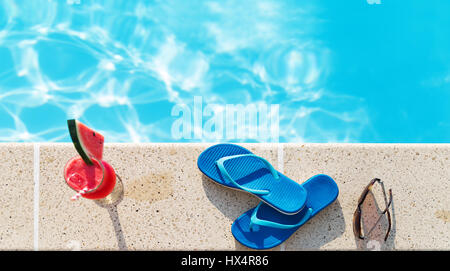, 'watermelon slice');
67,119,104,165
